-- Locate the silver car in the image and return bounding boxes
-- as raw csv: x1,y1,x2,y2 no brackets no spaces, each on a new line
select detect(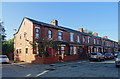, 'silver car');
115,53,120,67
0,55,10,63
